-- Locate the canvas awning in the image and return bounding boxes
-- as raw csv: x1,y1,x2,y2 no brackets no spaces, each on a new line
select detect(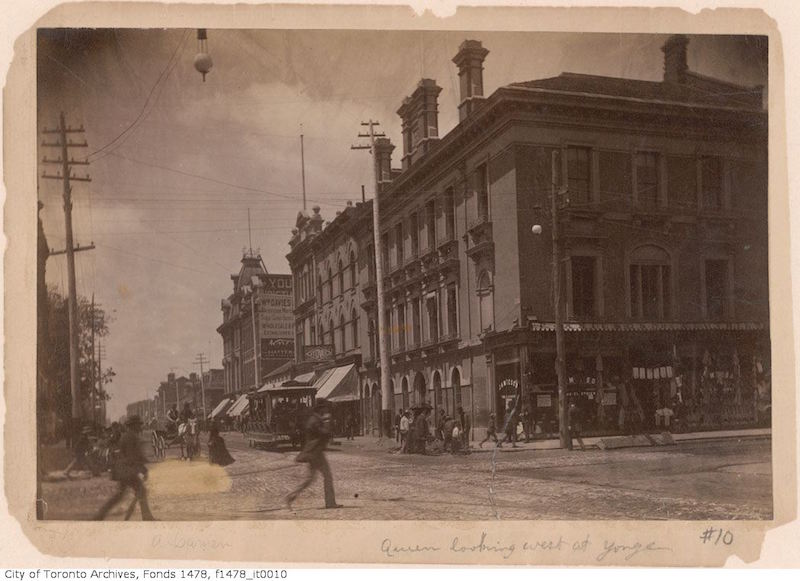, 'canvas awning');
314,364,358,403
208,397,234,420
226,394,250,417
283,371,316,387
